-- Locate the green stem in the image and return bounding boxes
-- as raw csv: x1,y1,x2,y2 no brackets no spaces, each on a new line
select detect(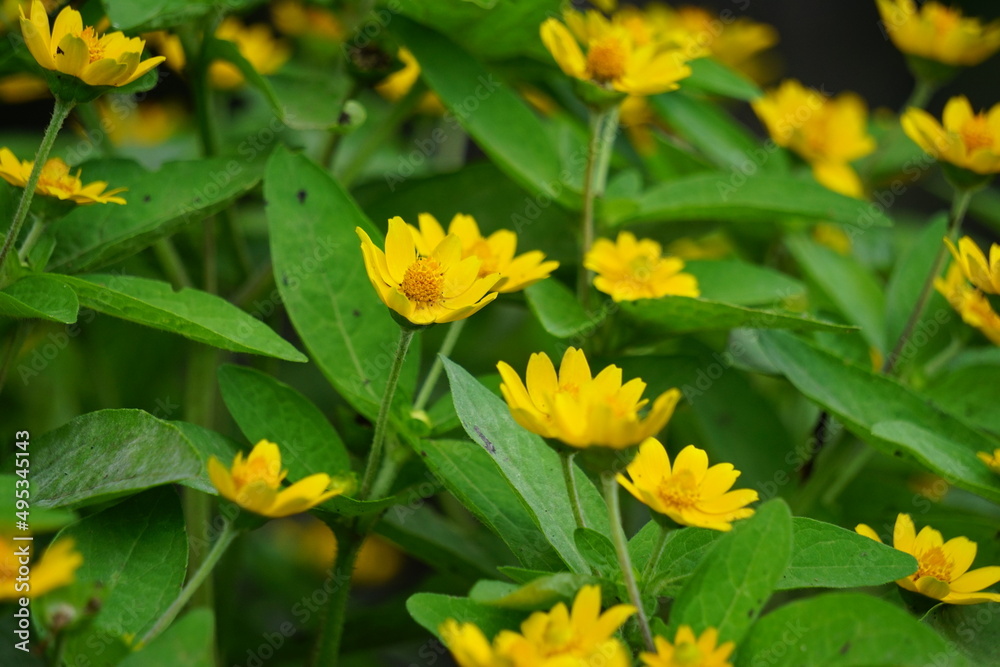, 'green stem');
367,436,410,503
0,97,74,271
882,187,973,375
49,631,66,667
141,517,237,645
358,328,415,500
577,106,619,311
0,321,31,400
640,523,671,588
902,77,936,112
230,259,275,310
561,451,587,531
336,85,424,187
601,473,654,652
310,533,362,667
412,319,465,413
154,239,194,289
17,214,46,262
